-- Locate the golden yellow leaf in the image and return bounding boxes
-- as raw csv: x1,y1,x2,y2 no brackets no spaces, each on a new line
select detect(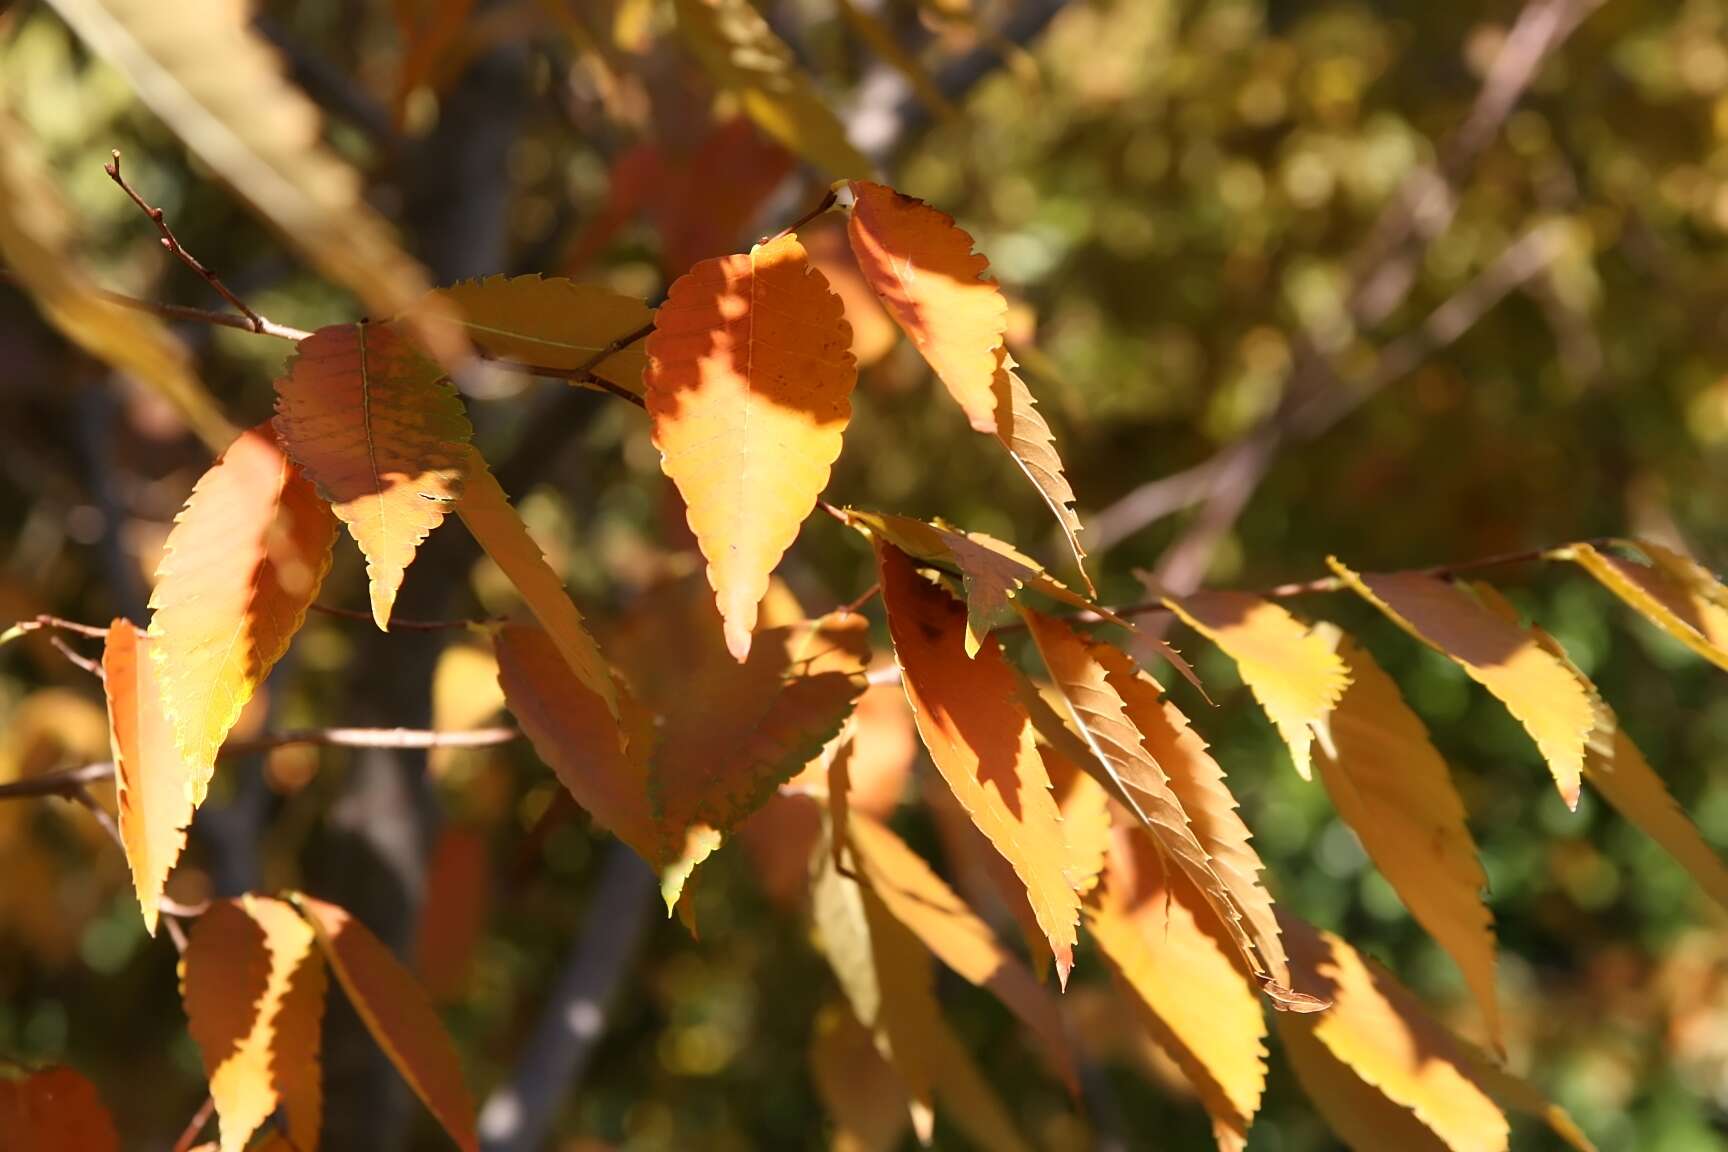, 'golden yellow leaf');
428,275,651,396
1309,624,1501,1050
993,348,1091,593
457,451,617,719
672,0,872,179
1089,830,1268,1149
1566,541,1728,673
847,180,1007,432
0,100,233,451
842,507,1119,656
1328,560,1595,808
274,323,473,630
847,810,1076,1090
45,0,461,363
1279,1023,1451,1152
1163,591,1348,780
1021,608,1268,986
1276,914,1510,1152
101,620,191,935
0,1066,119,1152
1088,640,1291,995
645,233,856,662
294,894,478,1152
876,540,1082,980
148,425,338,802
429,640,504,777
182,896,326,1152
